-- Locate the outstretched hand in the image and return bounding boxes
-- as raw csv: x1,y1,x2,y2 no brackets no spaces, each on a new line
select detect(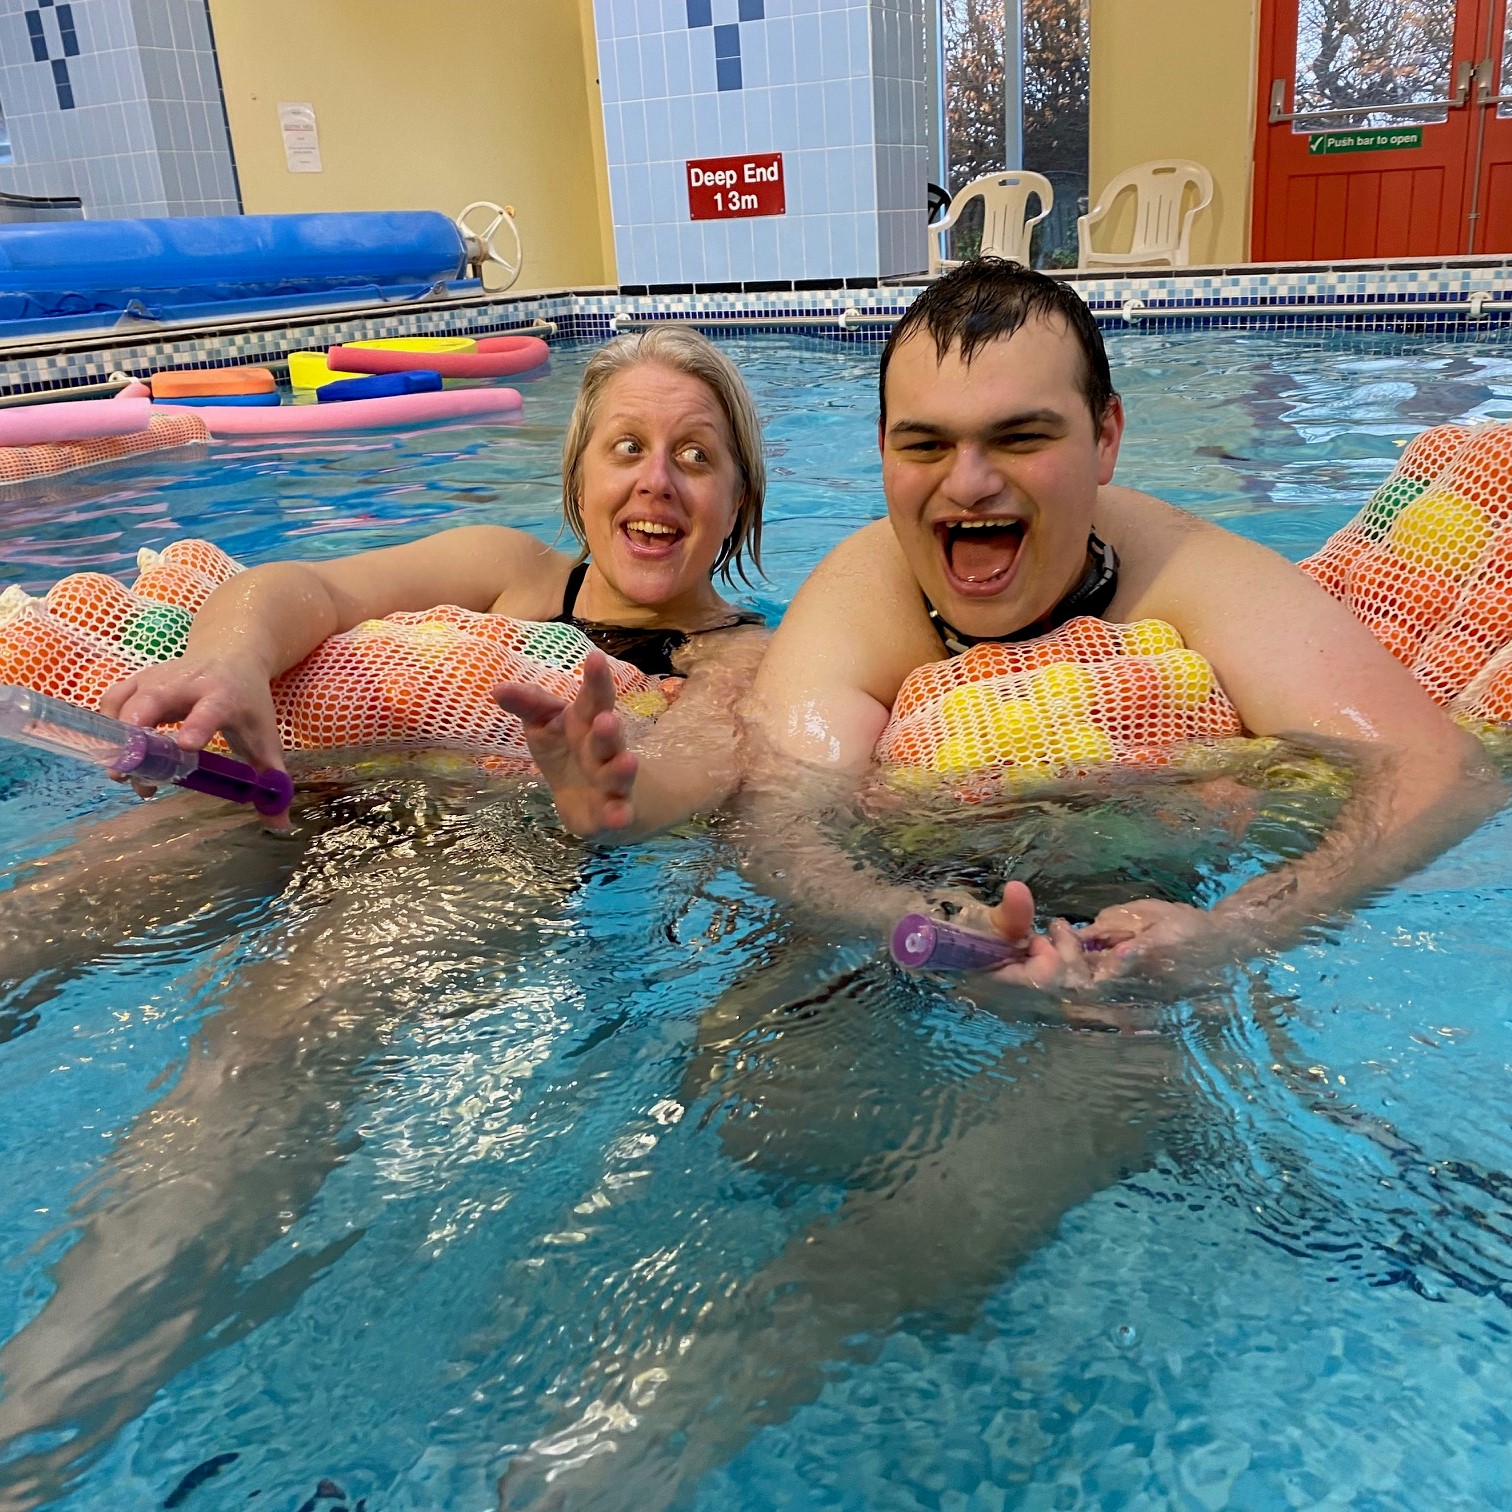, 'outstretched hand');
494,651,639,838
